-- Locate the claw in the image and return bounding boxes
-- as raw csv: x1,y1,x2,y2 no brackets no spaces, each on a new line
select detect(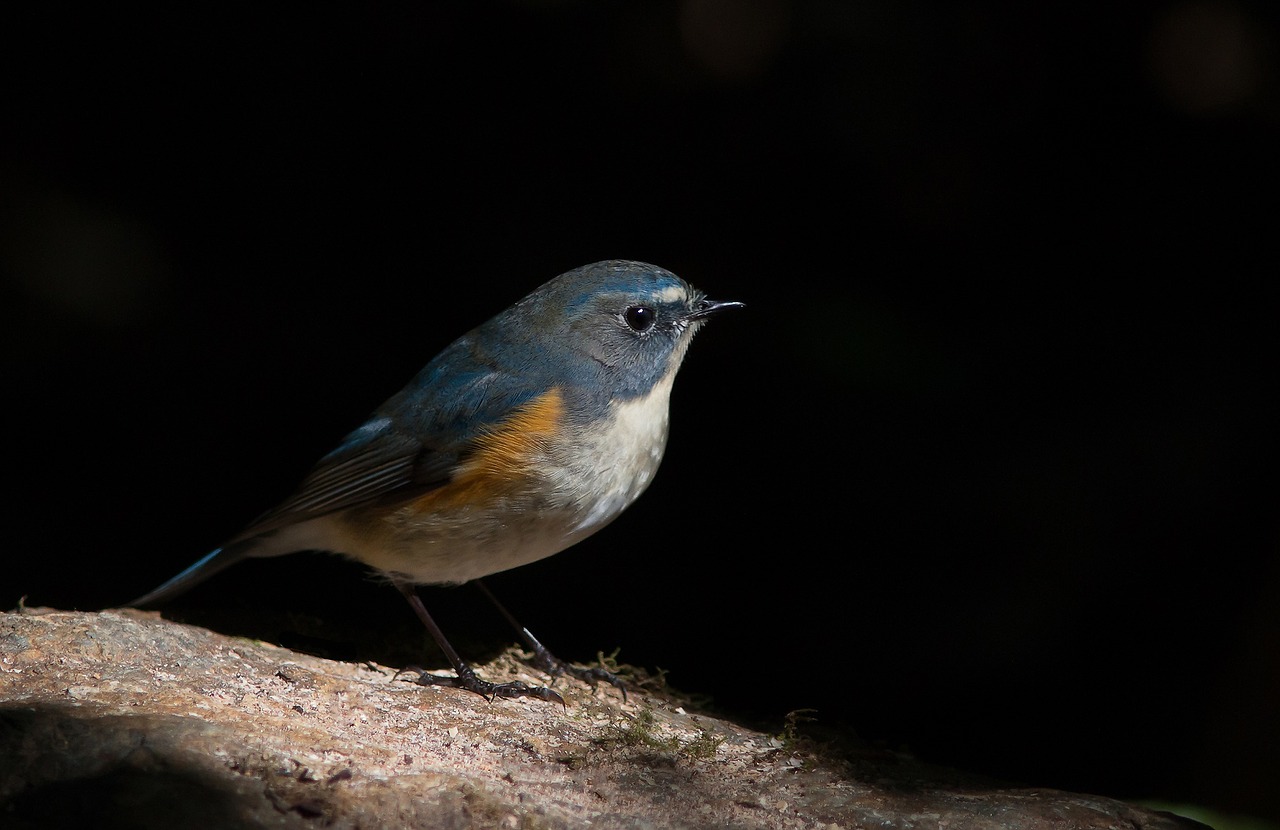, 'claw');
532,652,628,702
411,667,566,707
472,580,628,701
